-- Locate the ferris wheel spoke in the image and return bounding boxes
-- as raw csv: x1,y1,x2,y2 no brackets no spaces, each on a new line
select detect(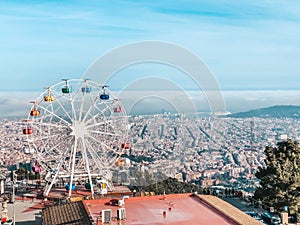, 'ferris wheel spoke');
94,102,112,116
31,132,69,143
78,82,92,122
83,101,112,125
78,96,85,123
51,92,74,122
32,122,66,130
44,144,71,196
82,96,98,124
86,136,118,161
100,142,121,155
84,139,105,170
88,130,118,136
32,126,68,136
69,95,78,122
82,138,94,194
39,137,72,159
38,104,71,126
76,159,85,171
85,138,110,169
68,136,79,197
84,114,105,127
85,120,112,129
43,135,72,154
72,81,83,99
81,96,99,123
86,133,120,155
